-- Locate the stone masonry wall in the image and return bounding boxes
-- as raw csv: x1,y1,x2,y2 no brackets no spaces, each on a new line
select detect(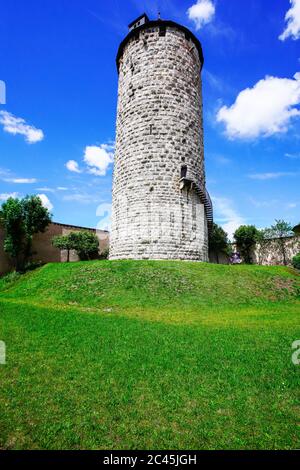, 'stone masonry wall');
252,236,300,266
110,24,208,260
211,236,300,266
